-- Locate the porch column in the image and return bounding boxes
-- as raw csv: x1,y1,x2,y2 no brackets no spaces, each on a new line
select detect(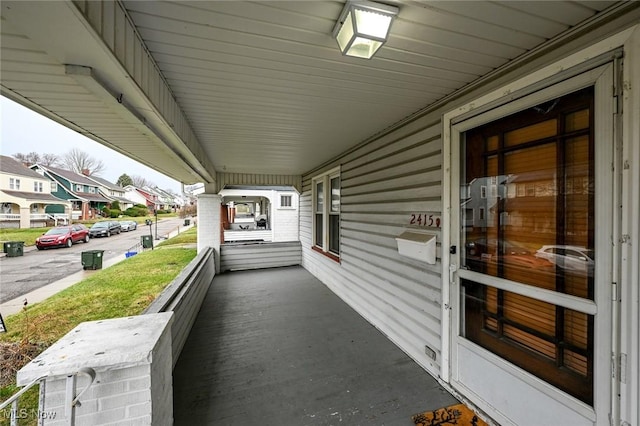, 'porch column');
19,206,30,229
197,192,222,272
82,202,90,220
65,205,72,224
